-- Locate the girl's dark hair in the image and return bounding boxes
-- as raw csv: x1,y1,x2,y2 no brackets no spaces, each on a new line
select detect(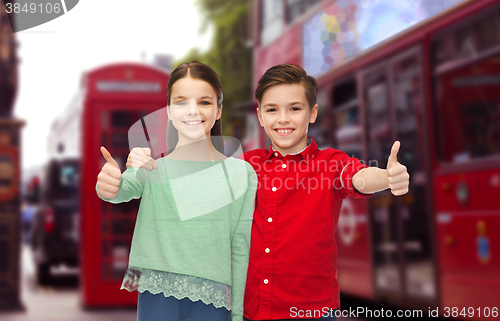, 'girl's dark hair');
165,61,224,155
